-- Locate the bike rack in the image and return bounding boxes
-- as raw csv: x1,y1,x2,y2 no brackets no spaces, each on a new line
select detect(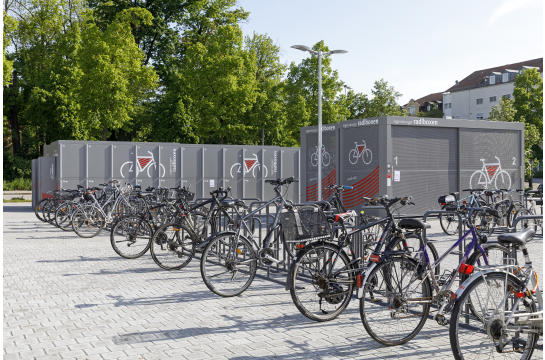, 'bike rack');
506,215,544,263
